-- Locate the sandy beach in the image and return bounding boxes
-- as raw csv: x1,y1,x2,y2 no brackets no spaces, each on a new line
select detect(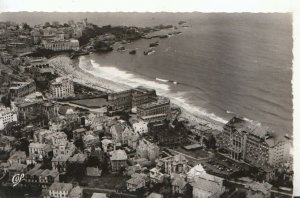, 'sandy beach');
49,55,225,131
